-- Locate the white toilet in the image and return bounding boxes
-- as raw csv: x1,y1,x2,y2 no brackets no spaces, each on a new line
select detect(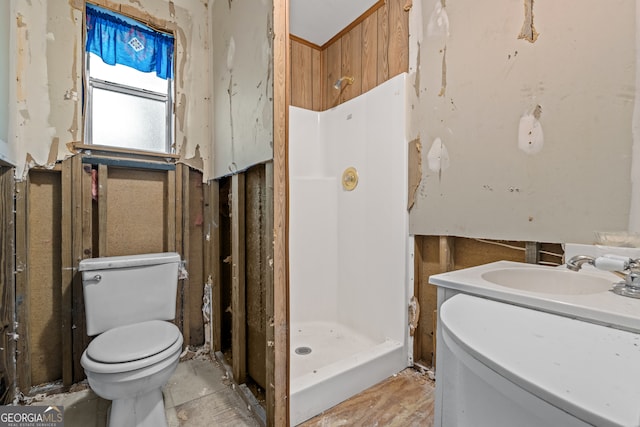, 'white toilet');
79,252,184,427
